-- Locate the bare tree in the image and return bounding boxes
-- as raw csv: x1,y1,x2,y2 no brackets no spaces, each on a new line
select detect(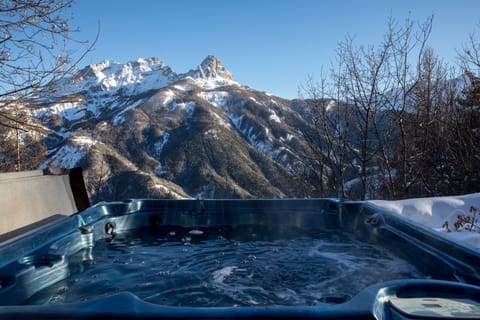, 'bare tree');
336,33,395,200
406,48,455,195
298,75,333,196
300,62,353,198
459,23,480,72
376,16,432,198
0,0,96,171
300,15,439,200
